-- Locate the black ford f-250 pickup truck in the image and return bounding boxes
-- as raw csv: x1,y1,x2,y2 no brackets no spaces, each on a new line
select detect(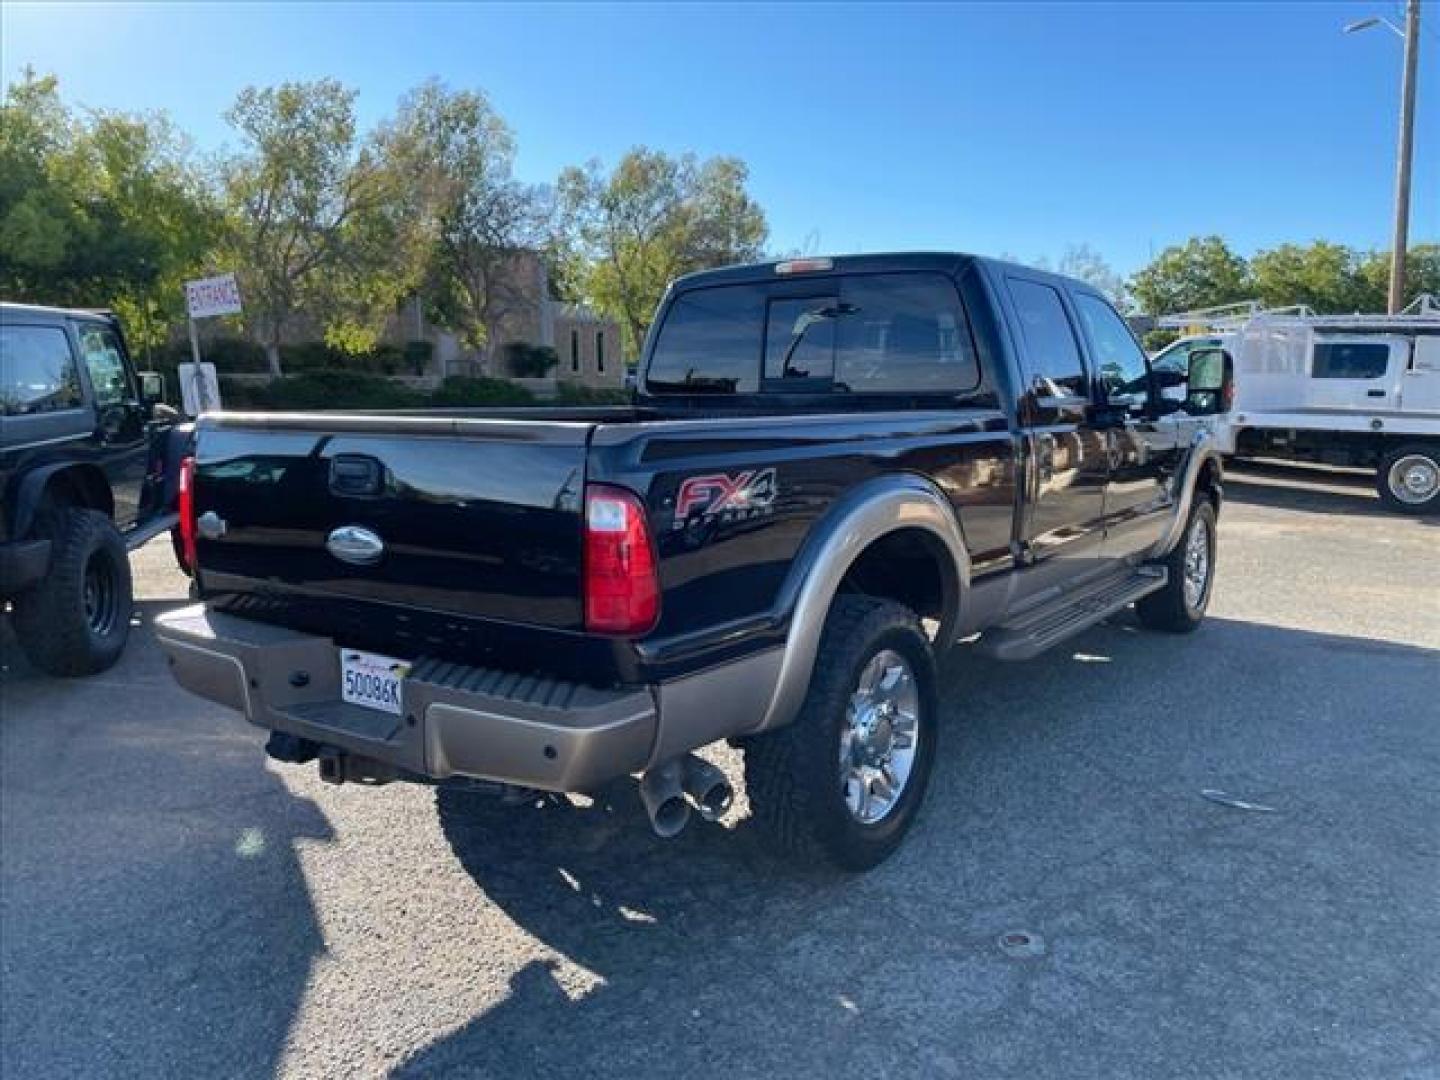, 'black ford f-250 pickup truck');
157,254,1226,869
